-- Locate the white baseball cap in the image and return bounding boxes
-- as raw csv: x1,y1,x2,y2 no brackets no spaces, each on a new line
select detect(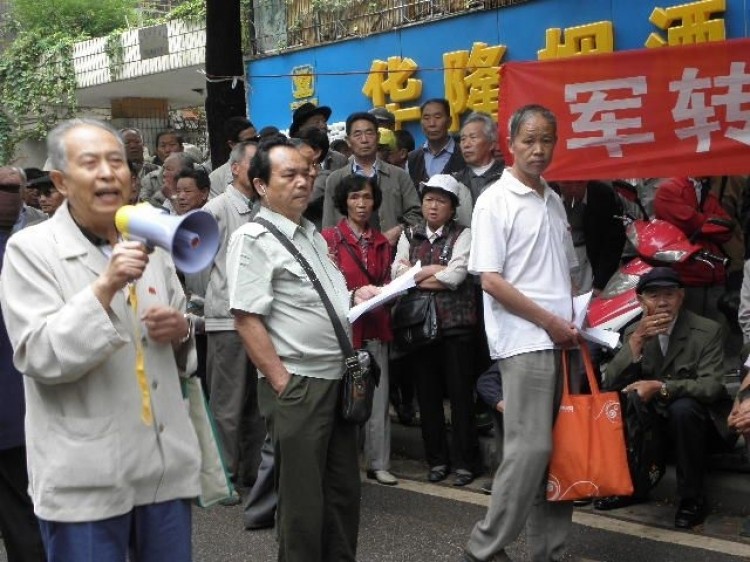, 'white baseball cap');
420,174,460,204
